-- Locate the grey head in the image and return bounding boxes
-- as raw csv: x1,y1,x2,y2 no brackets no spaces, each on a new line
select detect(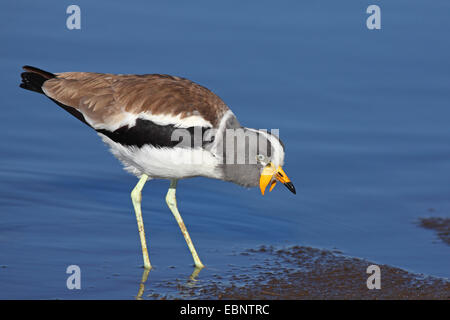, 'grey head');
210,115,295,195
